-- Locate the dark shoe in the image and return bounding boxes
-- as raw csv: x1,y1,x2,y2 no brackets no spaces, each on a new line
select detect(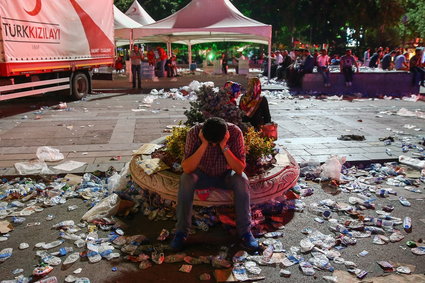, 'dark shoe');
240,232,259,251
170,232,187,251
